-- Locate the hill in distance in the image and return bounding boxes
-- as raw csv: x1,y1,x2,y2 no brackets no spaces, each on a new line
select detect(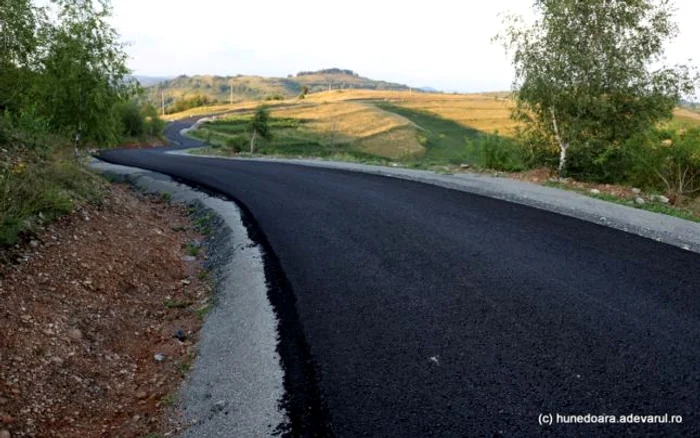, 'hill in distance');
143,69,412,108
132,75,174,87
